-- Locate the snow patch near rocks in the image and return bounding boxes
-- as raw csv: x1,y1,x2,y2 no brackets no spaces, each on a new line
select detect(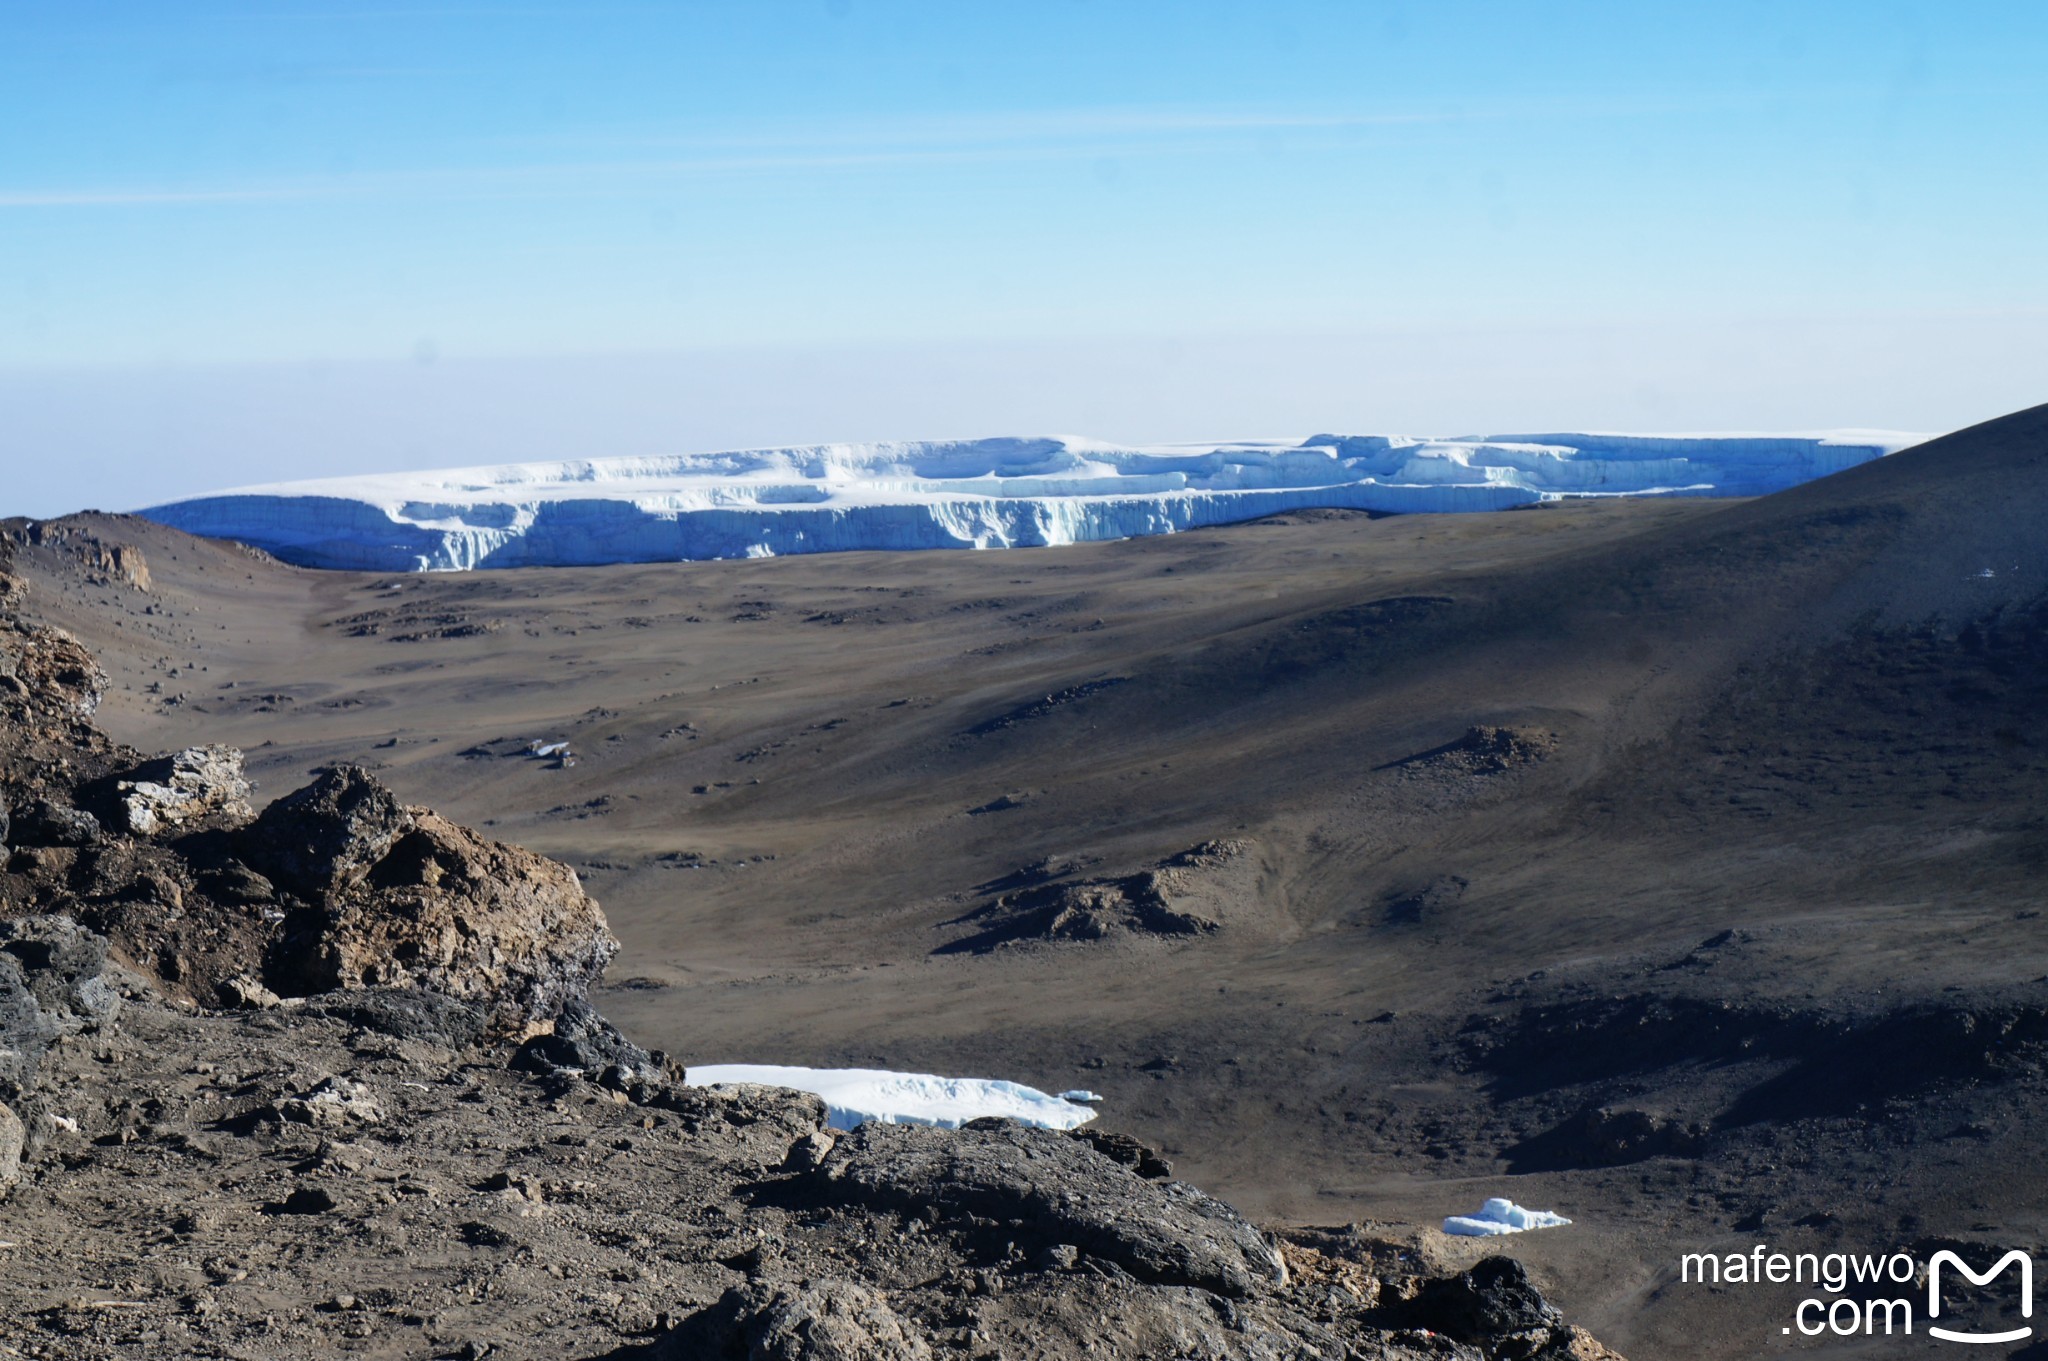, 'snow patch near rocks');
686,1064,1099,1132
